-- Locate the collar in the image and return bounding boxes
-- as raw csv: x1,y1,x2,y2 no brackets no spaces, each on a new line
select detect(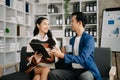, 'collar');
36,33,48,41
